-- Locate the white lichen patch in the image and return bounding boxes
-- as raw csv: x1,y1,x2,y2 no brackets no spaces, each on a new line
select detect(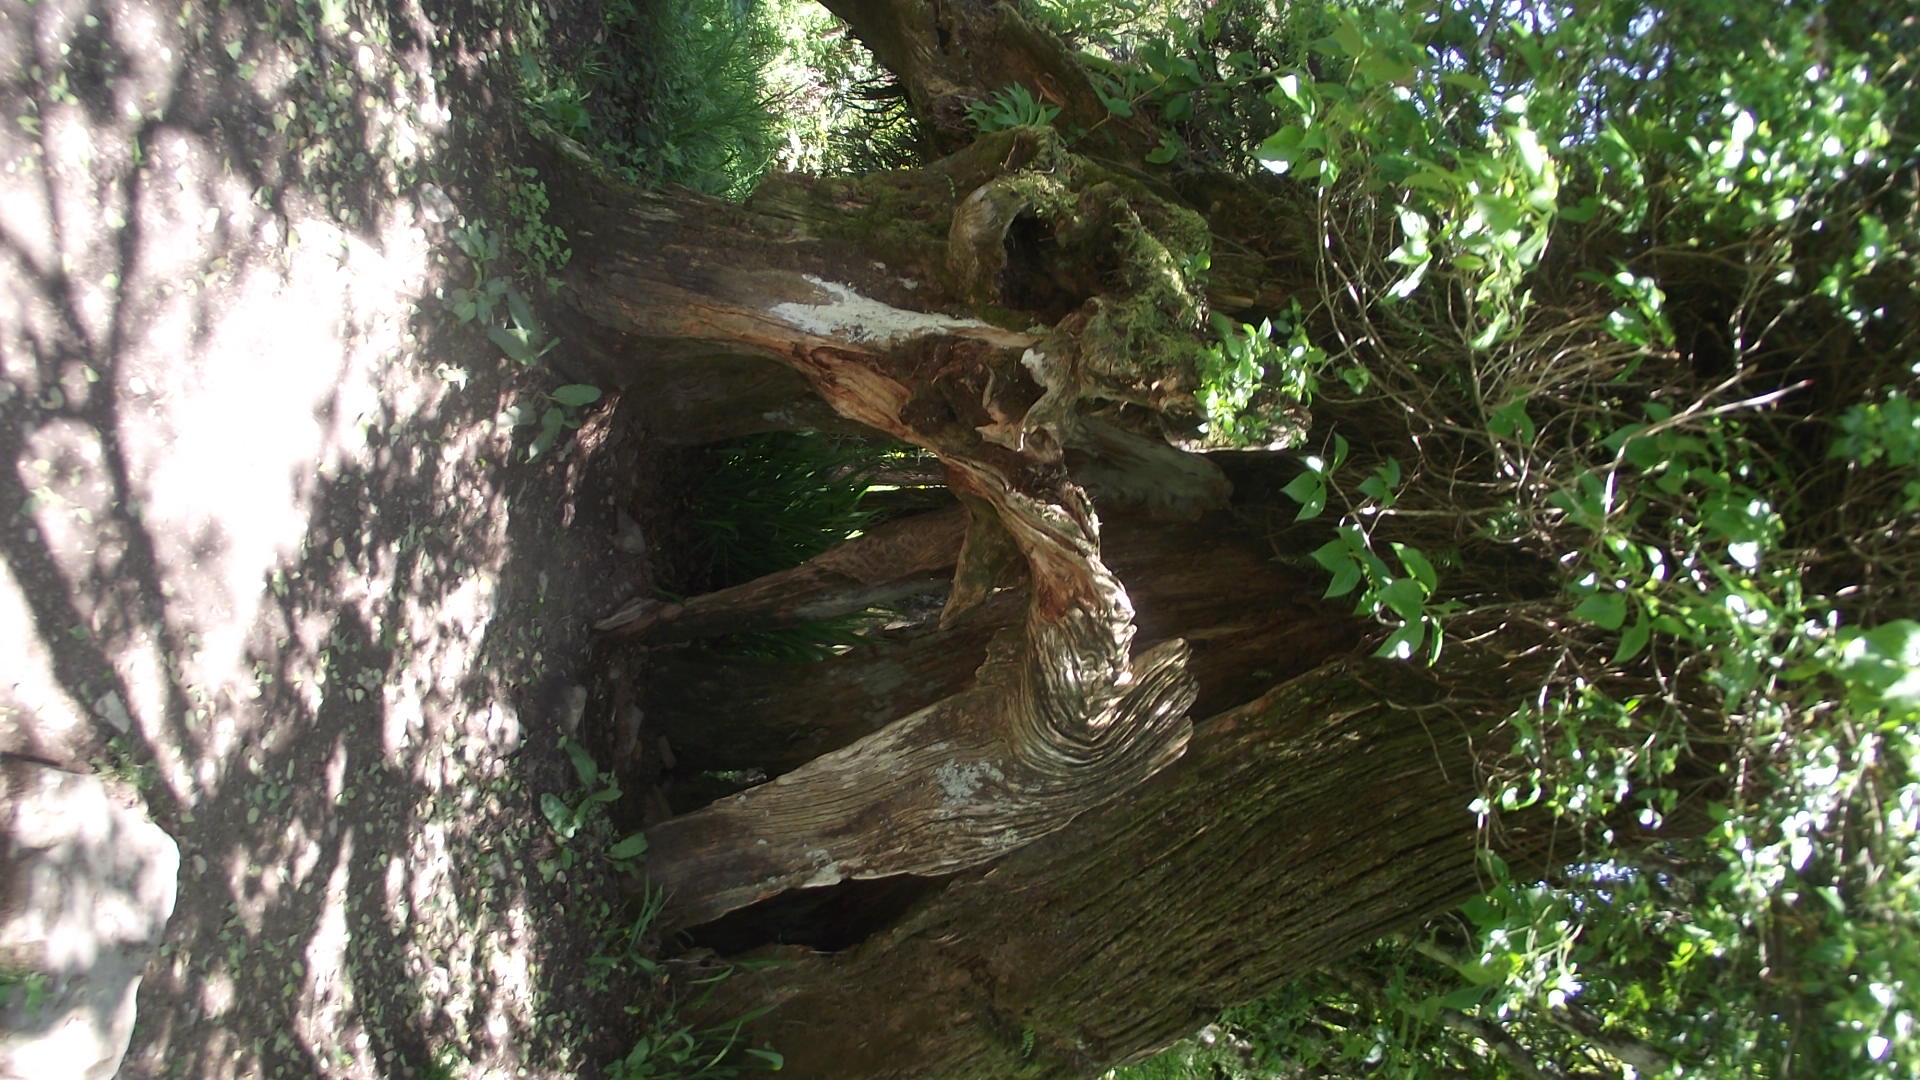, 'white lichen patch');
799,848,843,888
934,759,1008,804
769,274,997,346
